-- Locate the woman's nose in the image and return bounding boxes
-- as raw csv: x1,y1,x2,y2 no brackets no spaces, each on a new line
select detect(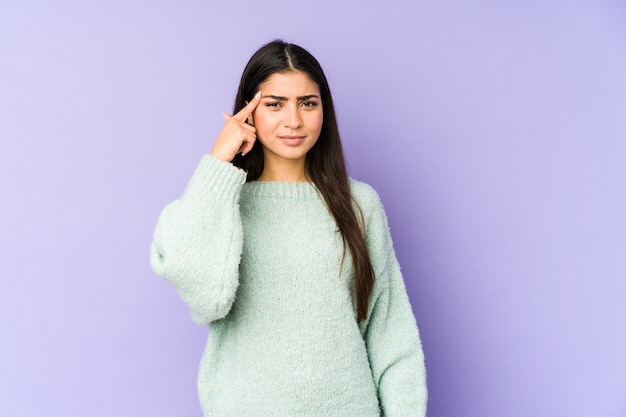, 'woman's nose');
284,105,303,128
